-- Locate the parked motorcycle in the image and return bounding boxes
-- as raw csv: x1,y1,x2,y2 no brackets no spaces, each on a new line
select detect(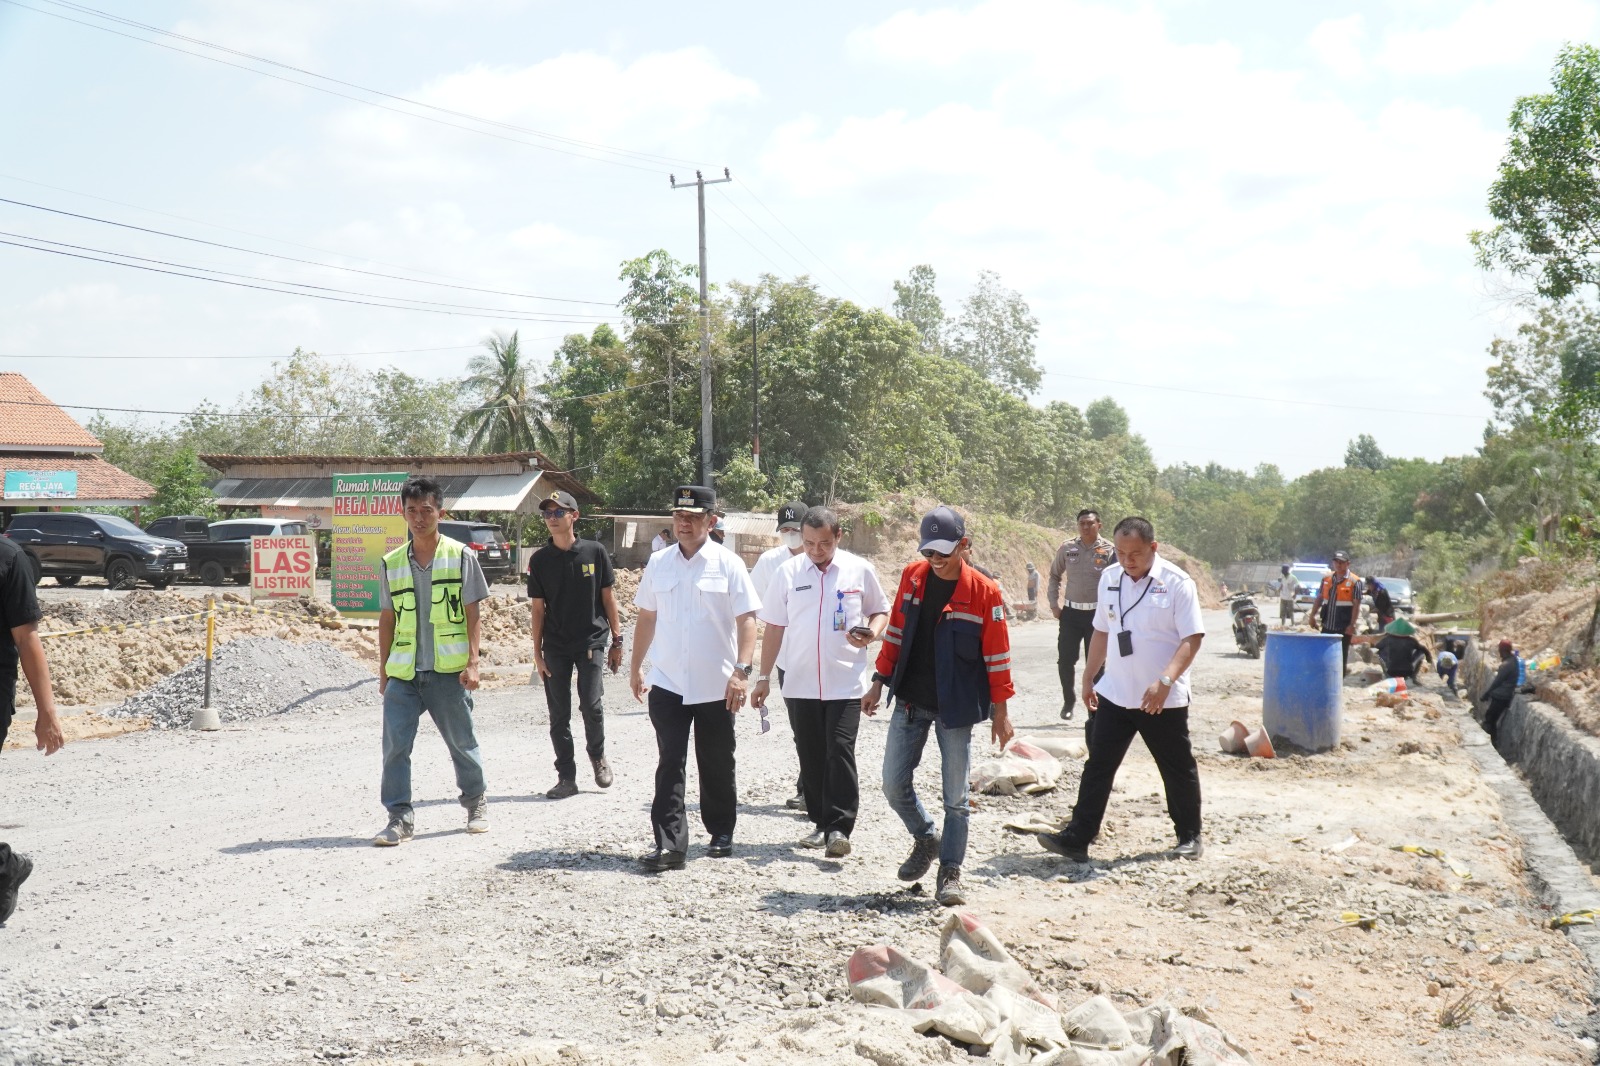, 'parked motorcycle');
1227,591,1267,659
